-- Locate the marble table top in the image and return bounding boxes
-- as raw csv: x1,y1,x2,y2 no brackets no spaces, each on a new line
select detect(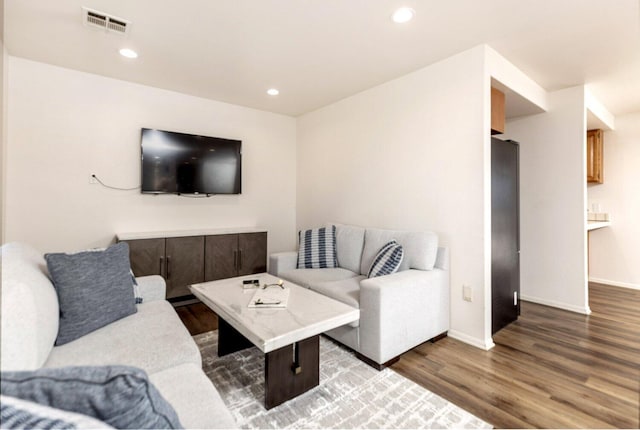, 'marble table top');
190,273,360,353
